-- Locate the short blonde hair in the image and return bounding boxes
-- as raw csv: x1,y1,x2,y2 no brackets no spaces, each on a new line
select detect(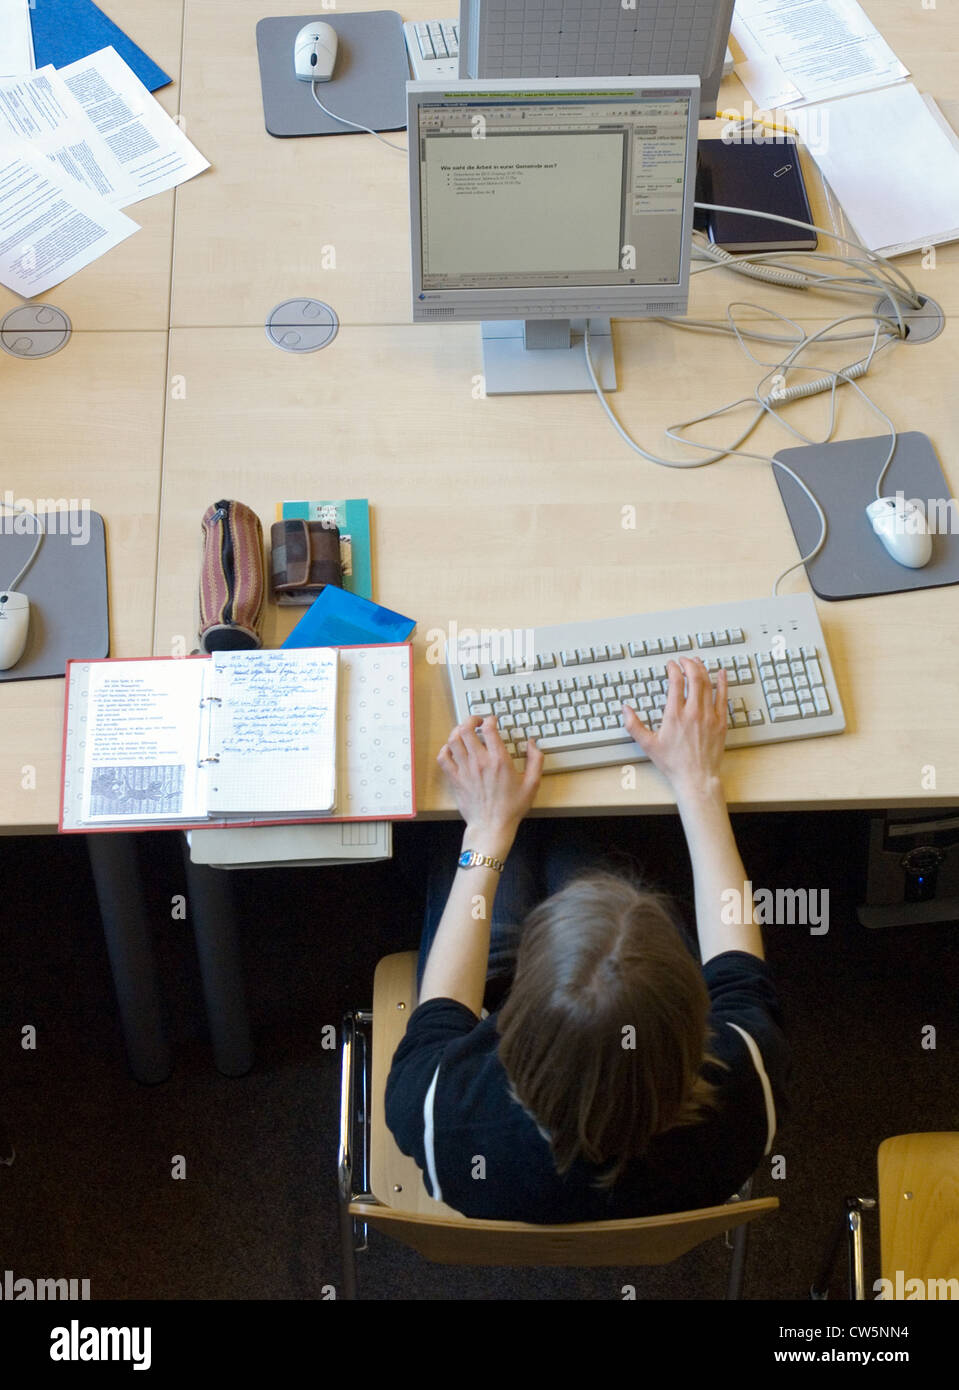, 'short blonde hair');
497,873,718,1187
